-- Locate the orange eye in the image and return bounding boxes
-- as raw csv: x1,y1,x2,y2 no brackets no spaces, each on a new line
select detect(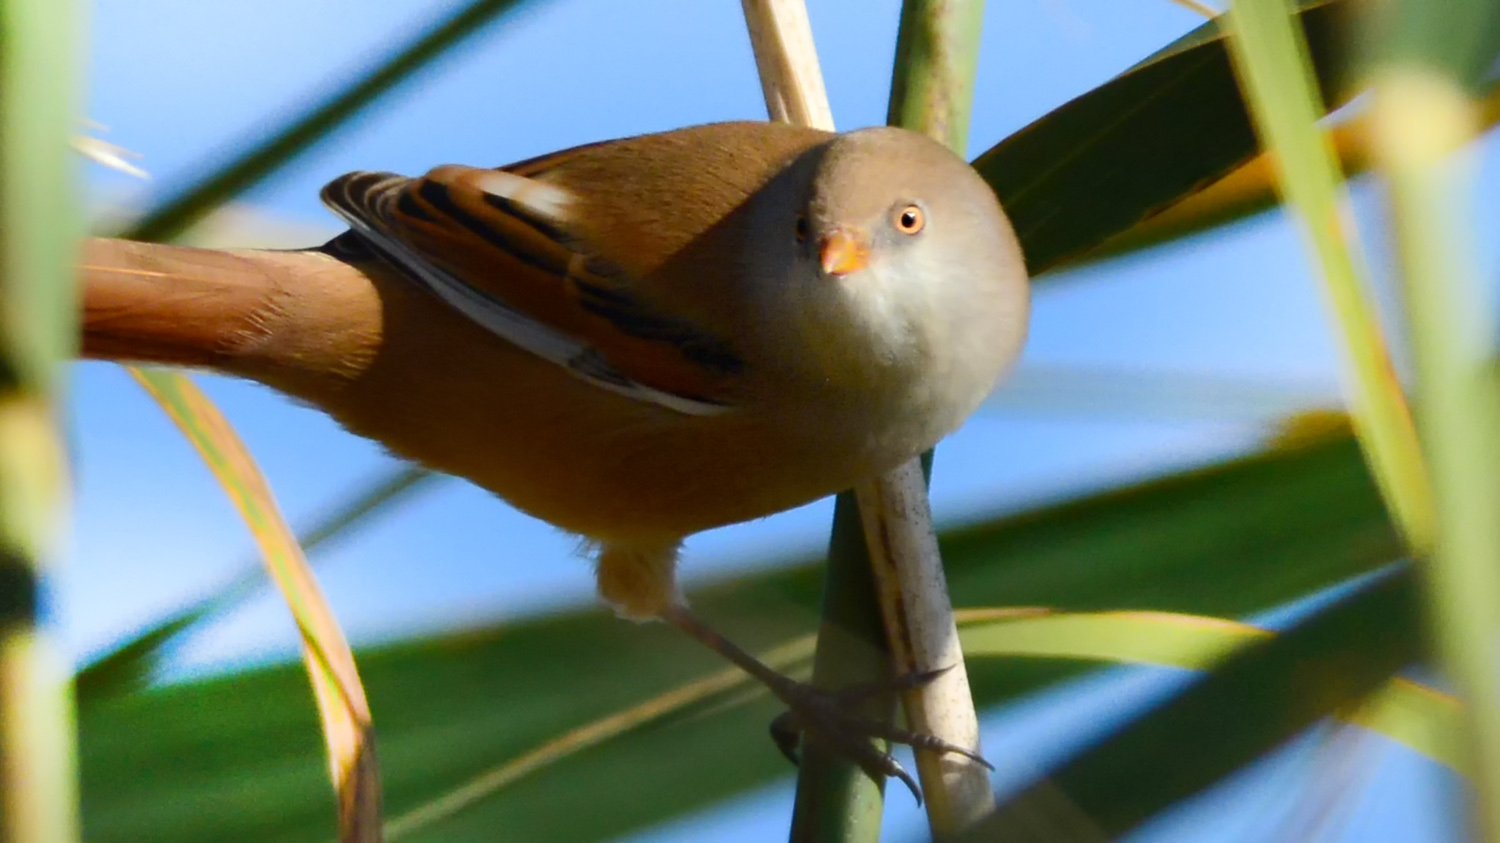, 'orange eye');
894,204,924,234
